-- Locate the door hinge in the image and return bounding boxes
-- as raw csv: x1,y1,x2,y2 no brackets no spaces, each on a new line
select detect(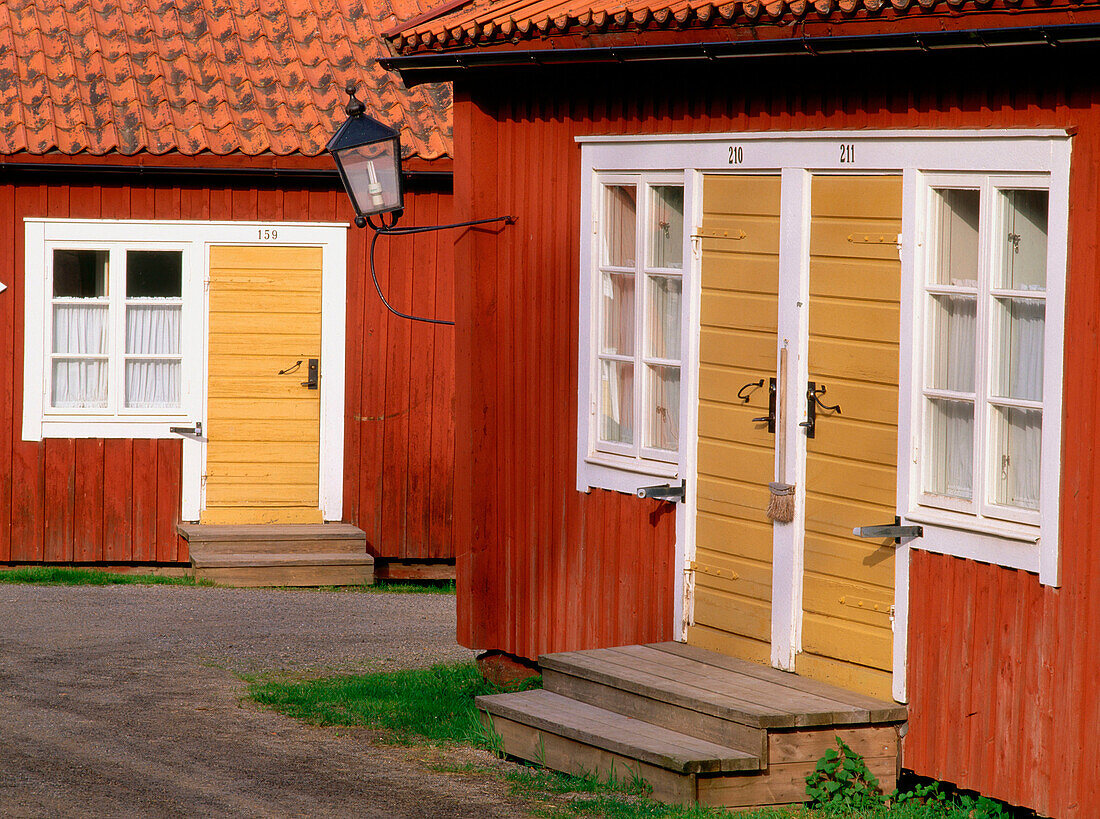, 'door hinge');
687,560,739,581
